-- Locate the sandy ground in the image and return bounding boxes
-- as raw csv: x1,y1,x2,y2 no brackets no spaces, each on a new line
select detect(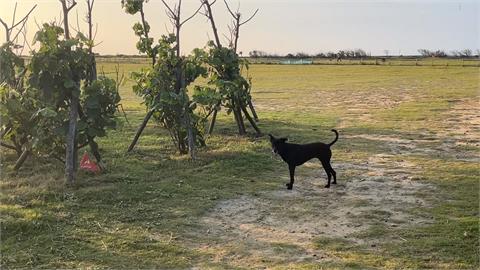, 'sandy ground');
193,156,434,267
